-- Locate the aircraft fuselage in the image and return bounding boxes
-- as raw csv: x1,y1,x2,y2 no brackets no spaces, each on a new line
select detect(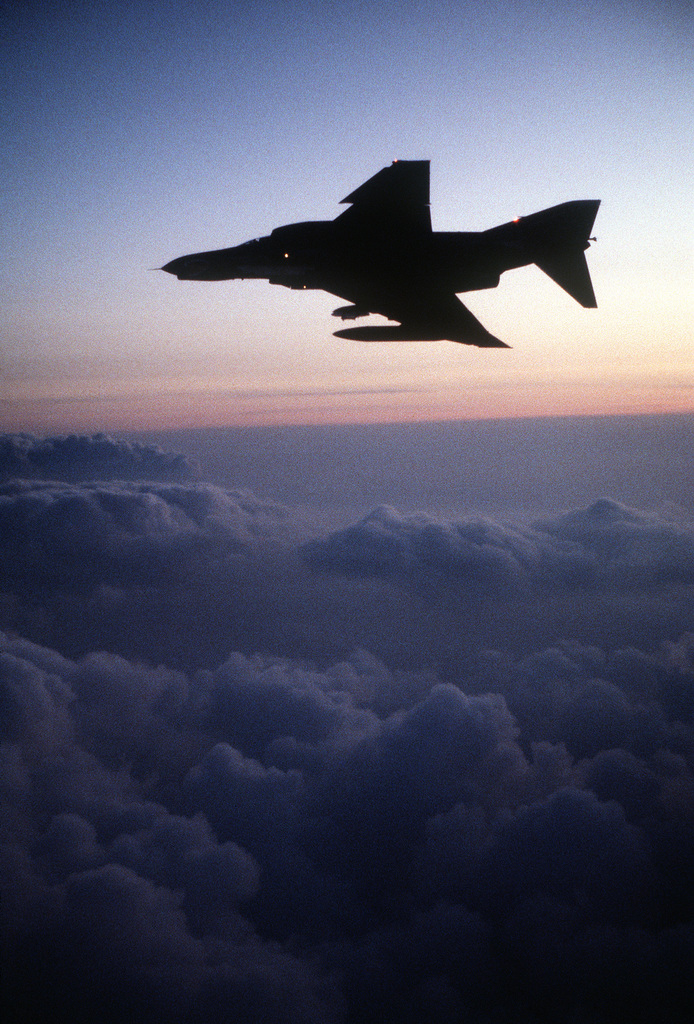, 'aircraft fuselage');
163,223,527,293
